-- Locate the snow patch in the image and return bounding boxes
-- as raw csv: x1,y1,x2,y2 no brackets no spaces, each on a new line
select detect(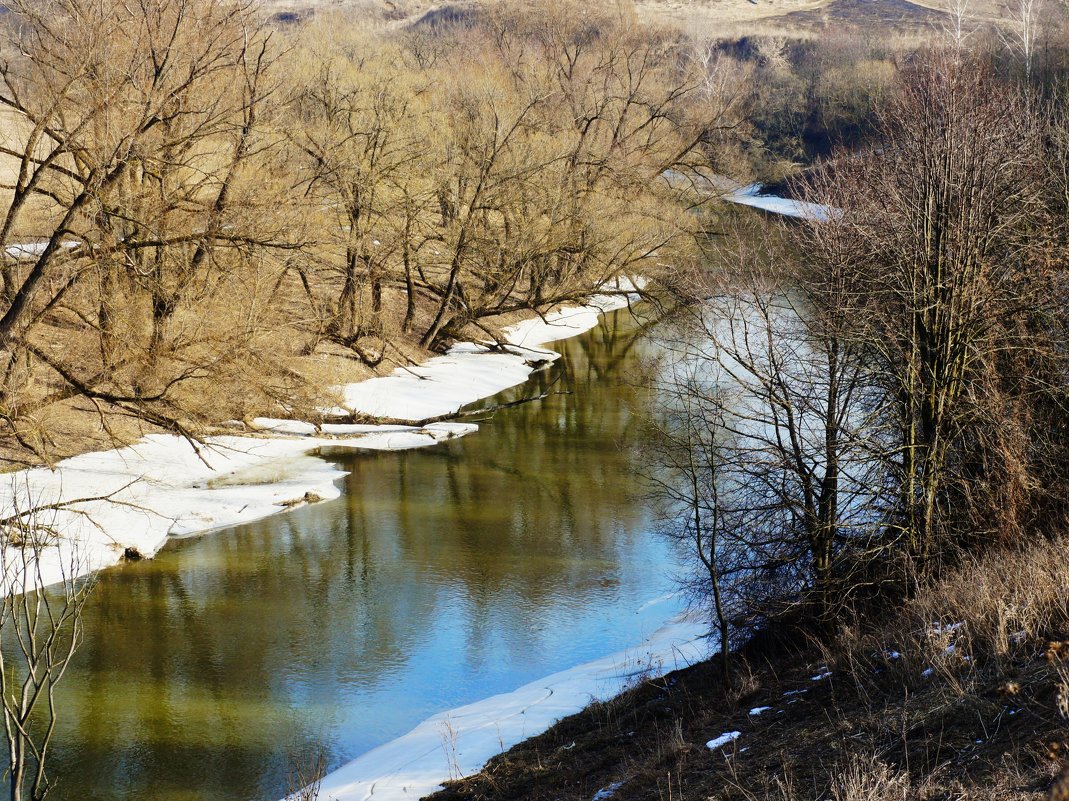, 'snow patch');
592,781,625,800
4,240,78,259
303,616,708,801
723,184,835,222
931,621,965,635
337,279,643,422
748,706,772,716
250,418,320,436
705,731,741,752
